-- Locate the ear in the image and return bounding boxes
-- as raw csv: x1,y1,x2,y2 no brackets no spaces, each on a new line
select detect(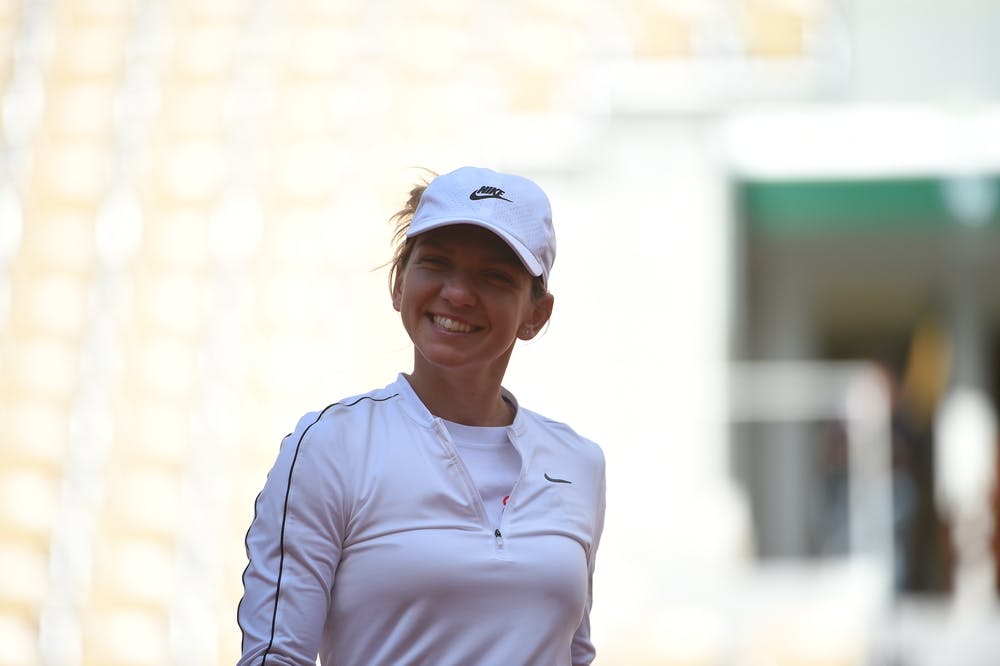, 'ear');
517,292,554,341
391,276,403,312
